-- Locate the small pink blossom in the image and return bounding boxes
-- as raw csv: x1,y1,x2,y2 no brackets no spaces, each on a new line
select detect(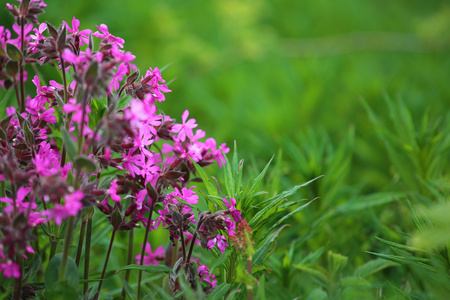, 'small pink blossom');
105,179,121,203
63,17,92,46
0,261,20,278
122,148,144,178
93,24,124,48
134,242,164,266
207,234,229,253
171,110,198,142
